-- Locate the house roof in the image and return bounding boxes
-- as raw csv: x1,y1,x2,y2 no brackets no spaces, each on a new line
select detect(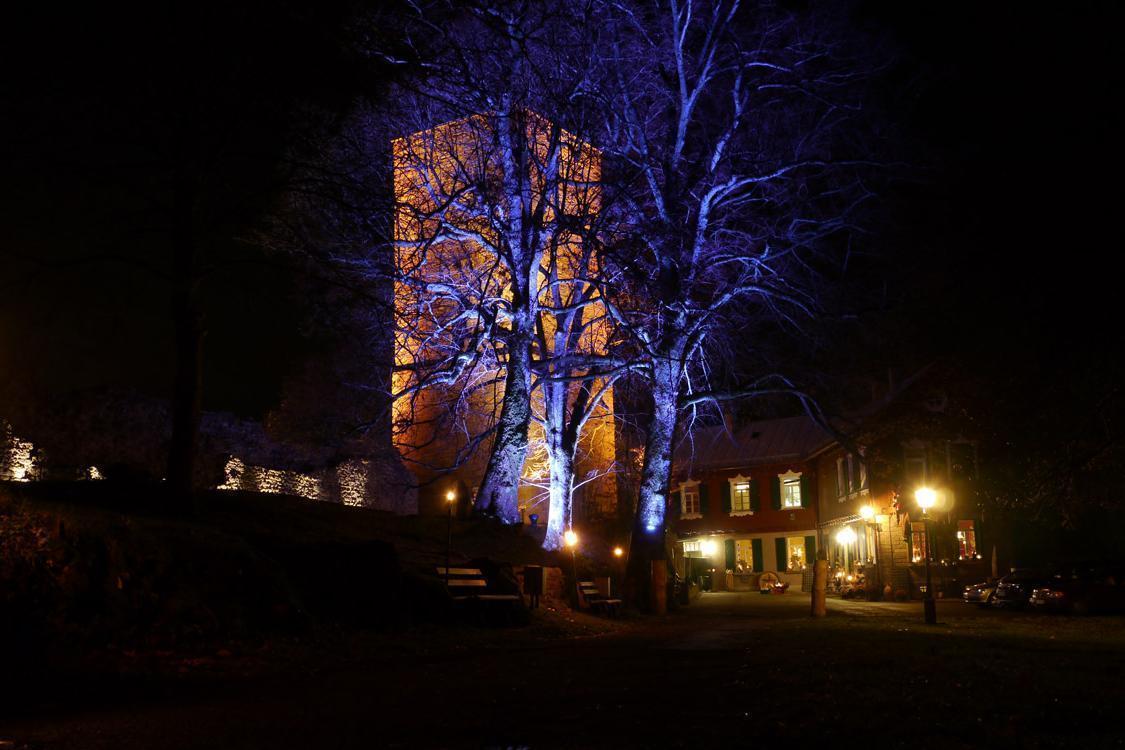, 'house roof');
673,415,835,474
